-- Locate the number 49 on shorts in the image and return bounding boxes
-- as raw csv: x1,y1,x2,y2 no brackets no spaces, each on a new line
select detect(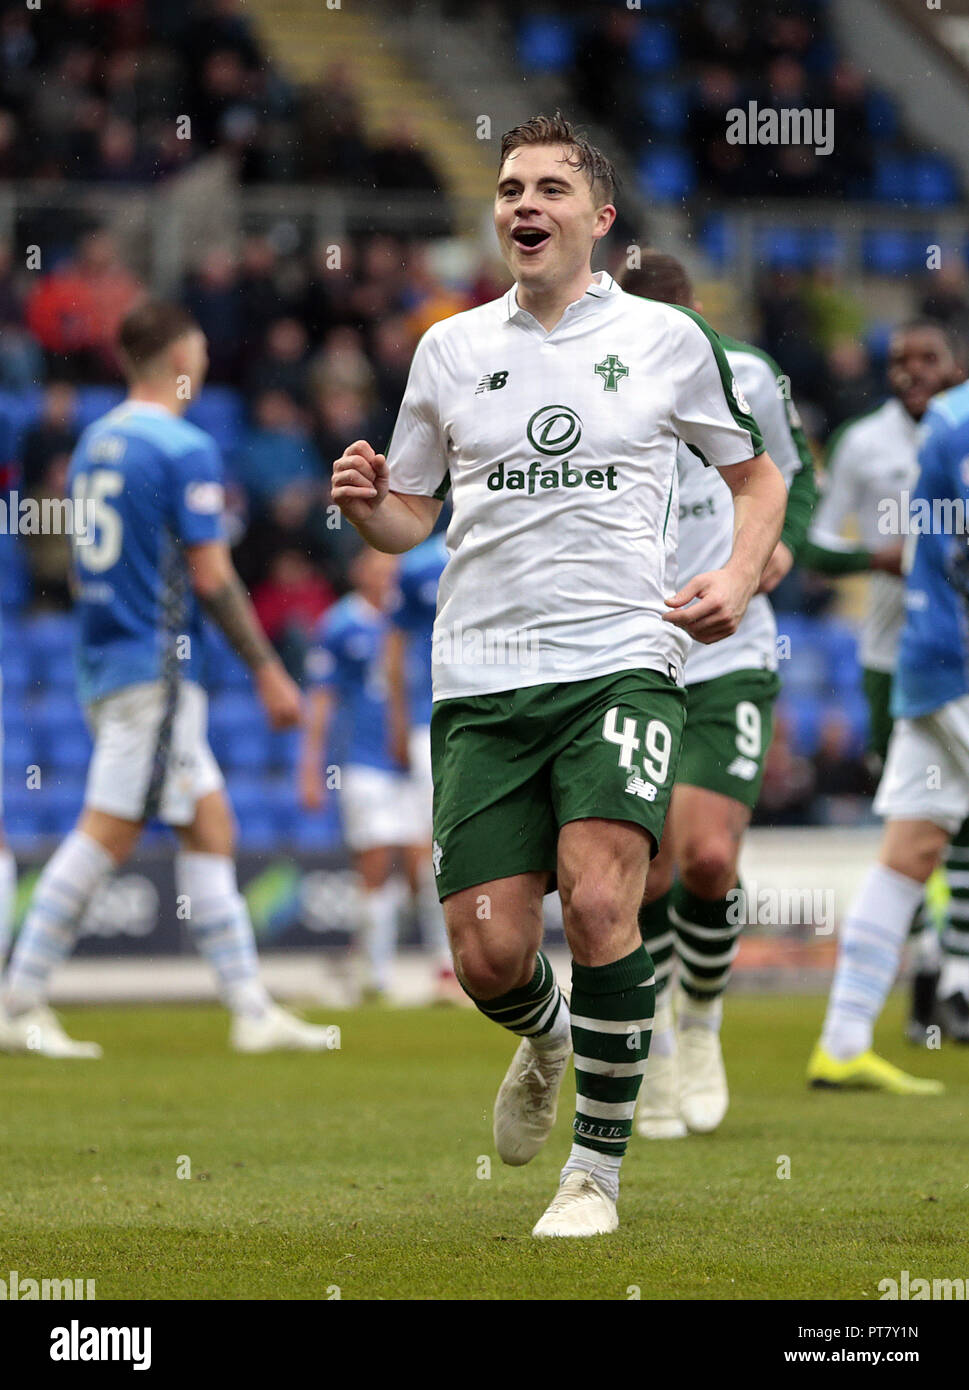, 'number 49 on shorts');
602,706,672,801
